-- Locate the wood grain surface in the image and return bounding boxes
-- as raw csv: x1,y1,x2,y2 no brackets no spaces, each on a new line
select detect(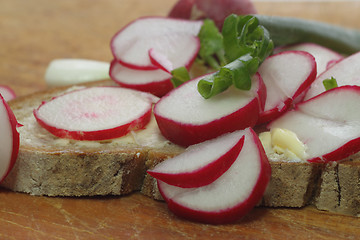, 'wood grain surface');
1,0,360,239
